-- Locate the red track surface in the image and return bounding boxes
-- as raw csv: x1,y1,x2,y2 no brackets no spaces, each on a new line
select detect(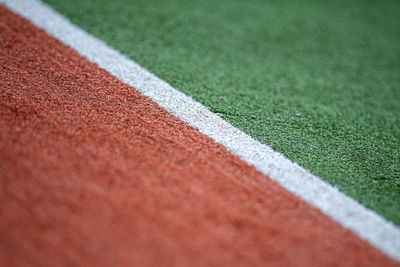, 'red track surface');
0,6,398,267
